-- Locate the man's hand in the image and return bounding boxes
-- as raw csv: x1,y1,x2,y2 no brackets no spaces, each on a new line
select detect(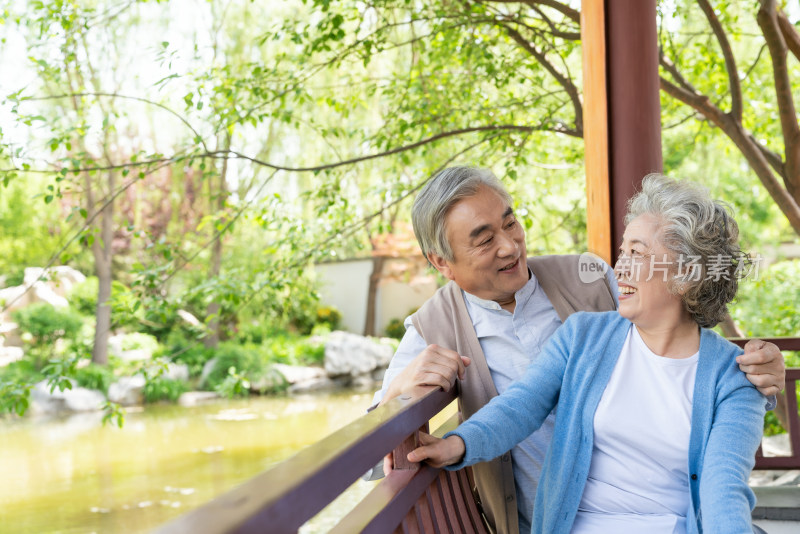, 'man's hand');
380,344,471,405
737,339,785,396
407,432,466,468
